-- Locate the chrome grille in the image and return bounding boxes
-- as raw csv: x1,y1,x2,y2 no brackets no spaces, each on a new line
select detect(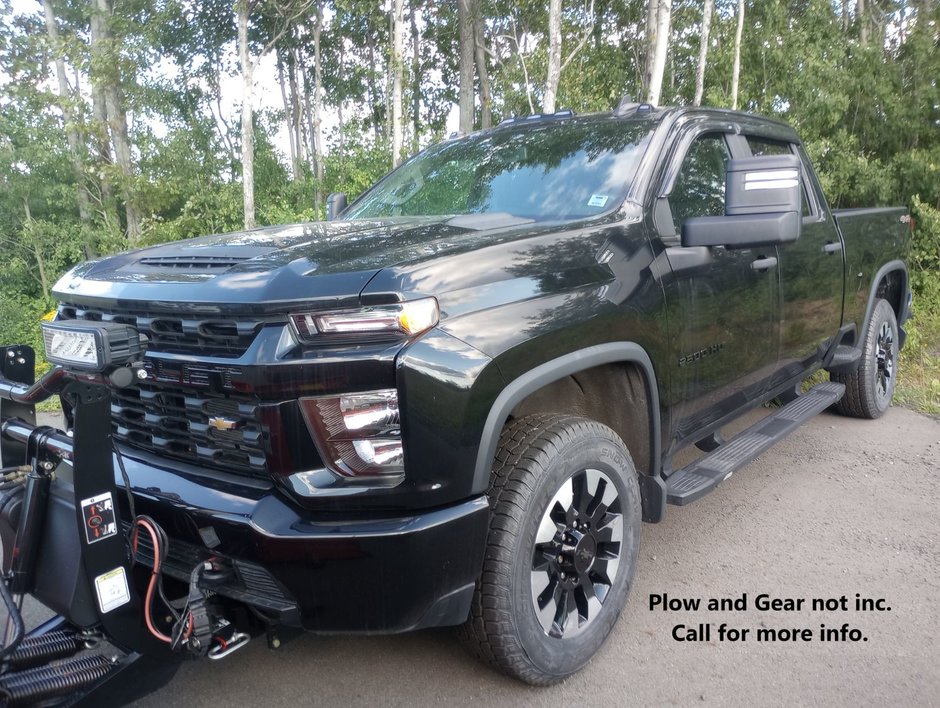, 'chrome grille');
57,302,271,358
112,383,267,479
